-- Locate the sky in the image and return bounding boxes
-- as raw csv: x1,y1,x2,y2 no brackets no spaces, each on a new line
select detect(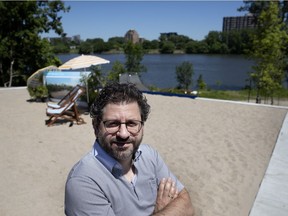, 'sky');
43,0,248,41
